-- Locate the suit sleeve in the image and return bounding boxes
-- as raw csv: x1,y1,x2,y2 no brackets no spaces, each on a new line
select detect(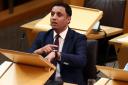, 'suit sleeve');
27,32,45,53
60,35,87,68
